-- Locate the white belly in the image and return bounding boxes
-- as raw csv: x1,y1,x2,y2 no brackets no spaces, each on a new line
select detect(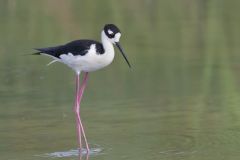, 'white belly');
59,46,114,73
